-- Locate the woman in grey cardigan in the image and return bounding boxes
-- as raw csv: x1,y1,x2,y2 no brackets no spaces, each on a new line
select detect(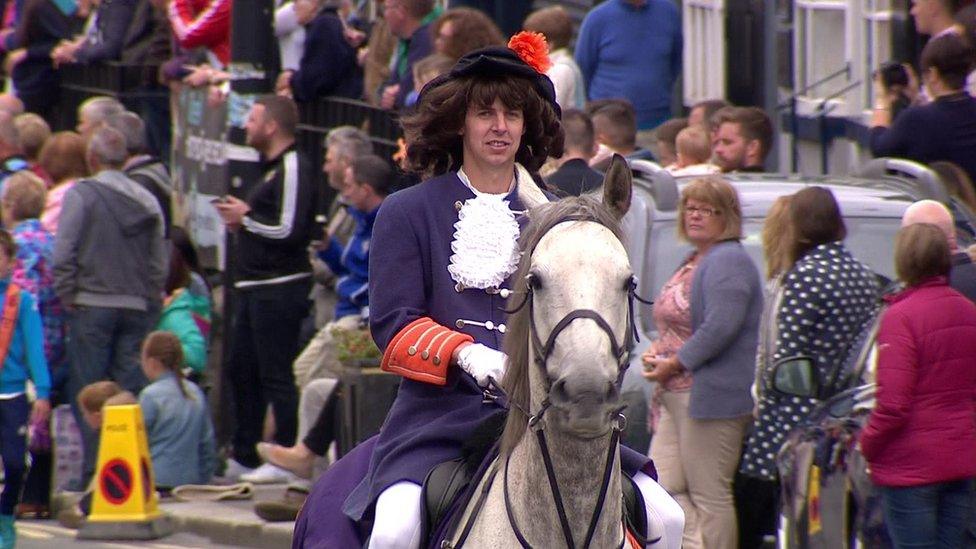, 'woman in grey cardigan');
643,177,762,549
